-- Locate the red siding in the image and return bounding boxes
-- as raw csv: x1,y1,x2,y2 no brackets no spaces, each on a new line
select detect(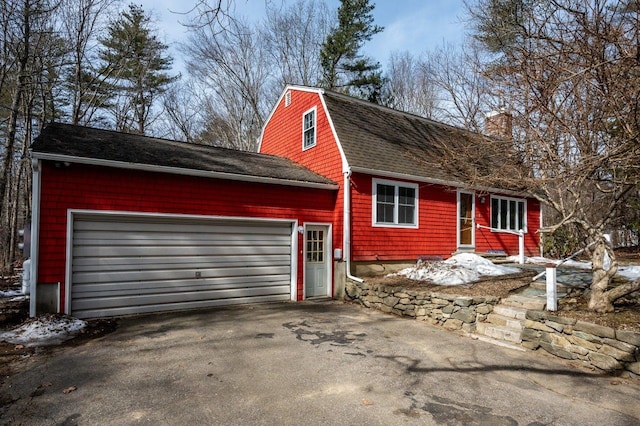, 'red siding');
261,89,345,255
37,162,337,310
475,196,540,257
350,172,540,261
260,88,541,263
